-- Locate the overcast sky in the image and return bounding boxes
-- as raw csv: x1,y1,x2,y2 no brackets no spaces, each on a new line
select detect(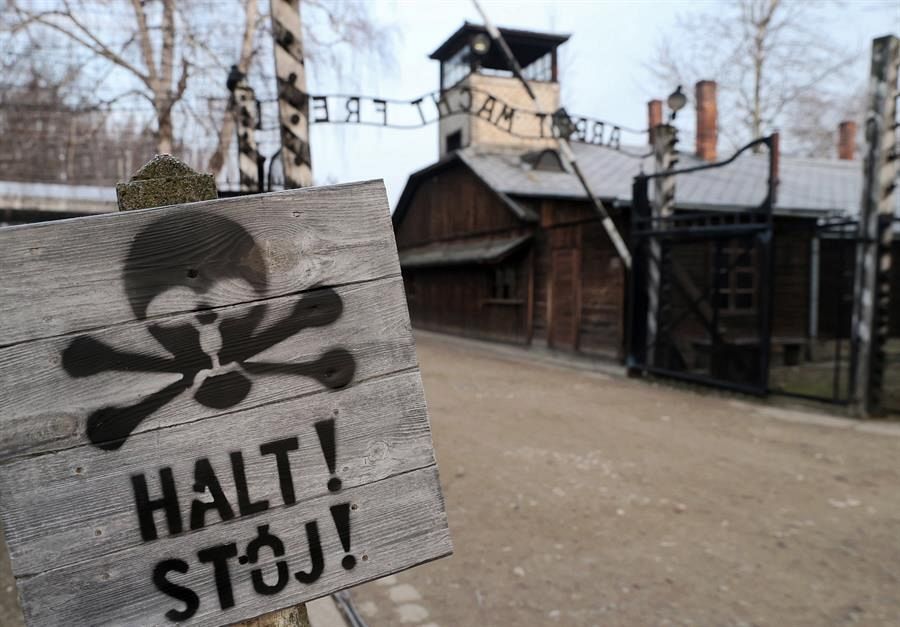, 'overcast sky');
306,0,897,209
